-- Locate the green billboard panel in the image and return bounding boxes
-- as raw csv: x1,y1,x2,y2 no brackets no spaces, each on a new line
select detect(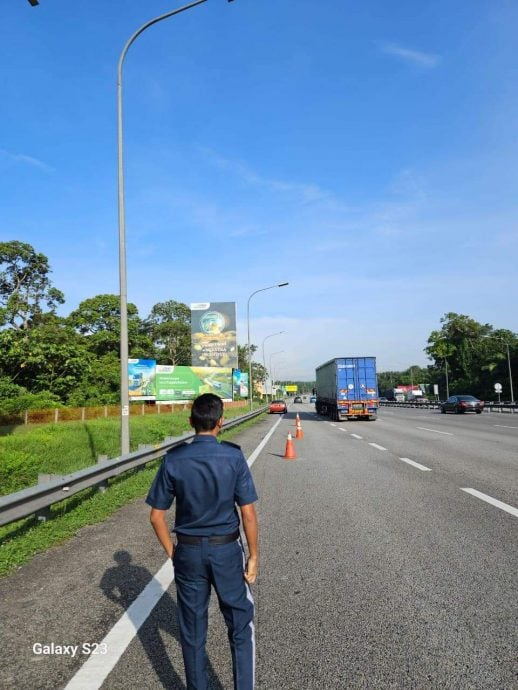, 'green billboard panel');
190,302,238,369
156,365,233,401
